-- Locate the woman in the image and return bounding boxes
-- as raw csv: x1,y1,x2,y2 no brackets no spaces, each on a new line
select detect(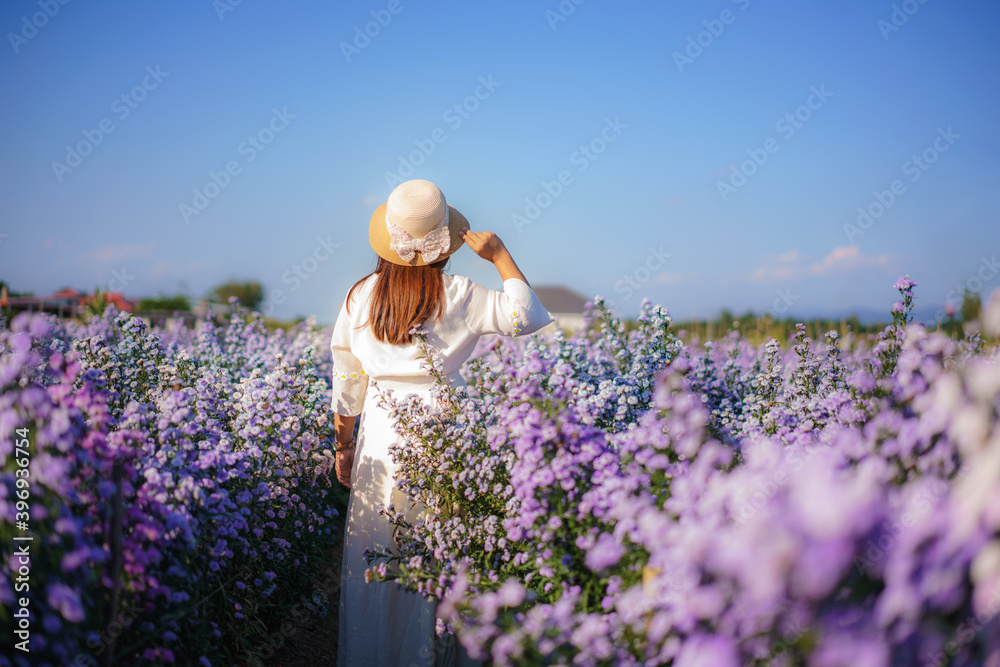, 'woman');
330,179,552,666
